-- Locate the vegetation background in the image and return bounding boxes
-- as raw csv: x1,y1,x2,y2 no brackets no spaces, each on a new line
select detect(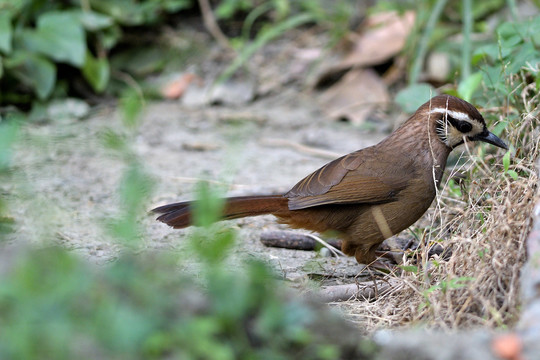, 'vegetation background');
0,0,539,358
